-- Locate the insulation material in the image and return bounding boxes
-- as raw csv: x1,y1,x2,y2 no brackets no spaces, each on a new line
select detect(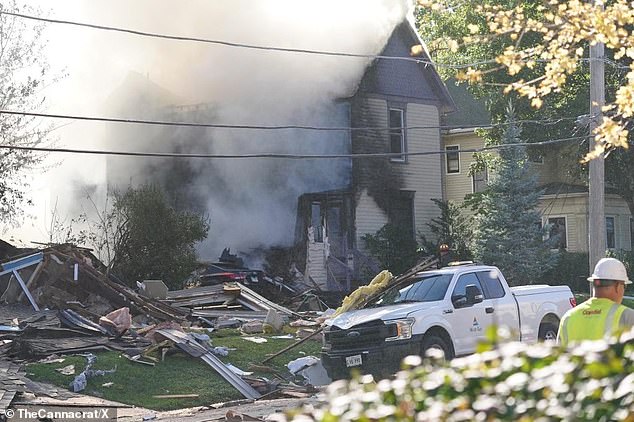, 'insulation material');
333,270,393,316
